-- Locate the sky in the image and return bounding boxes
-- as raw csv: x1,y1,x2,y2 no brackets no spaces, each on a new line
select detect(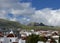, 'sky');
0,0,60,26
20,0,60,10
